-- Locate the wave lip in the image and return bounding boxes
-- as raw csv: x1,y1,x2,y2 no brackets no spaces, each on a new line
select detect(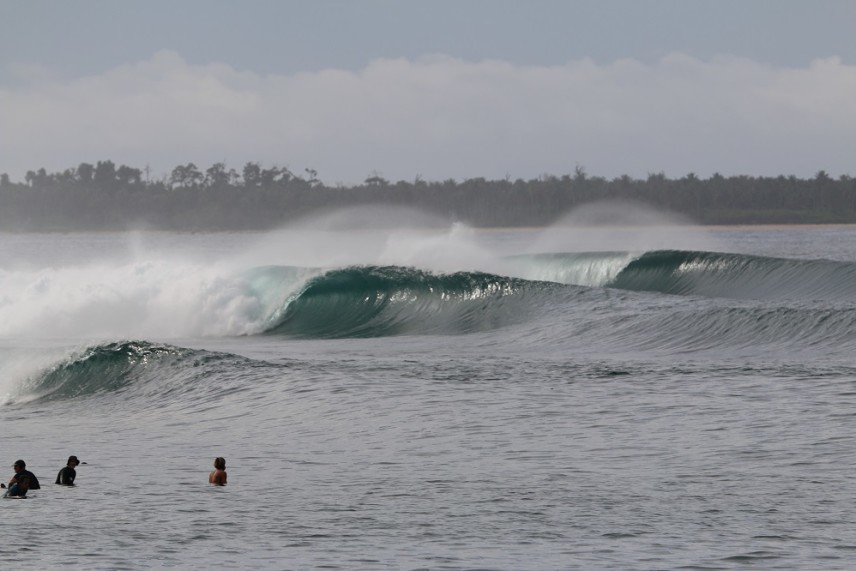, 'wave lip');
265,265,560,338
